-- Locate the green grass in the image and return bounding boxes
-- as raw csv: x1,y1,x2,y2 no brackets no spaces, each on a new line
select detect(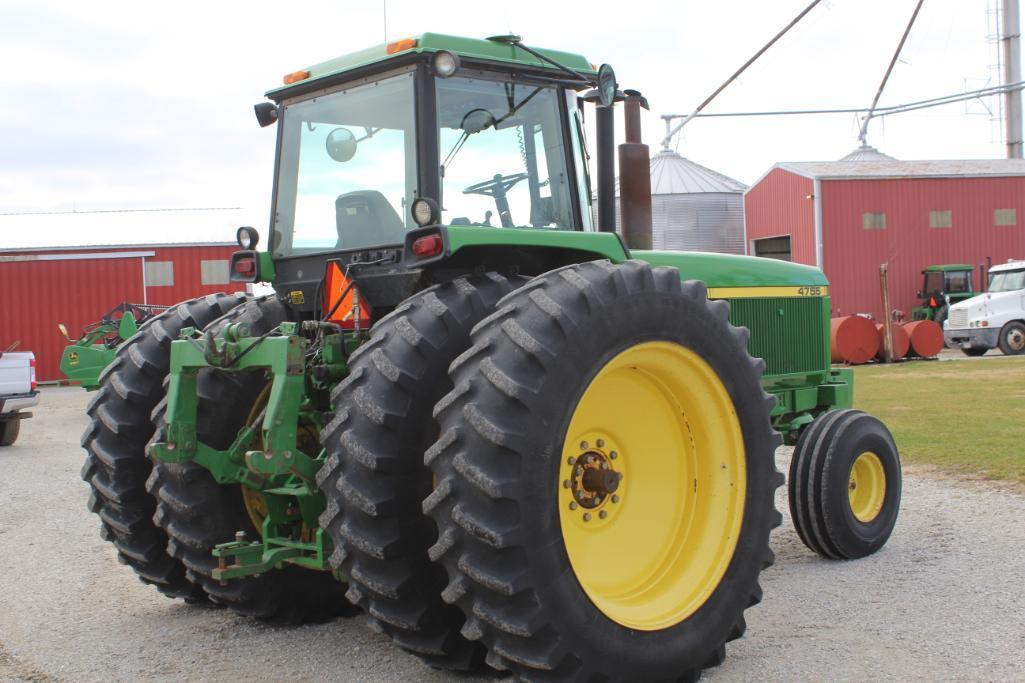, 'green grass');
852,357,1025,484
